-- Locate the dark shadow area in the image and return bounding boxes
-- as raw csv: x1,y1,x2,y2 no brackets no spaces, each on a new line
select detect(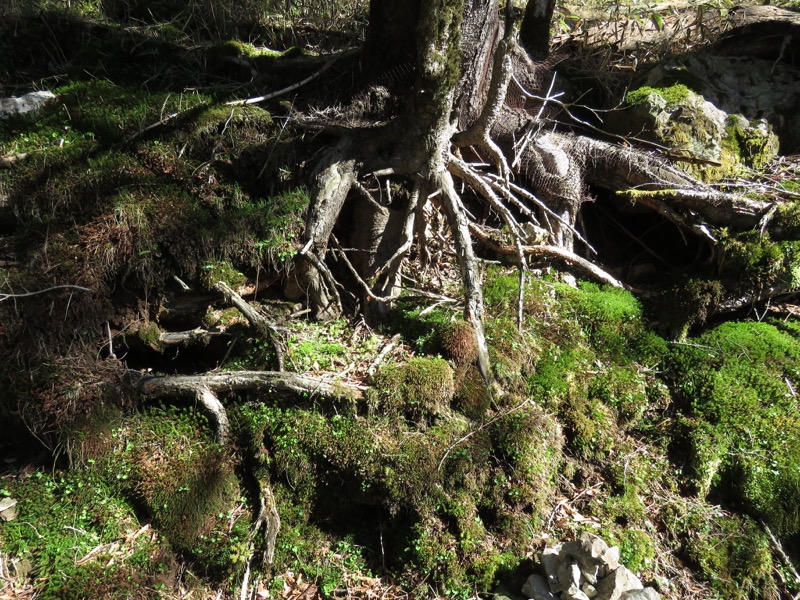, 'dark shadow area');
579,188,712,286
